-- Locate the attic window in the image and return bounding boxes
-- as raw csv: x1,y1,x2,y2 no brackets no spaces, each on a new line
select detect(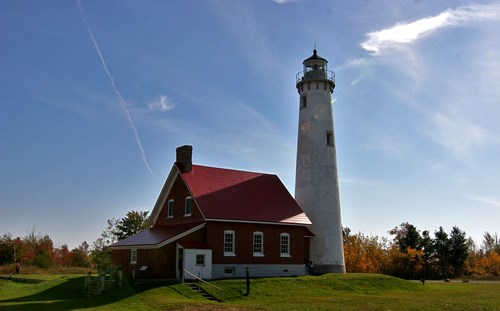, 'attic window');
184,196,192,216
167,199,174,218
